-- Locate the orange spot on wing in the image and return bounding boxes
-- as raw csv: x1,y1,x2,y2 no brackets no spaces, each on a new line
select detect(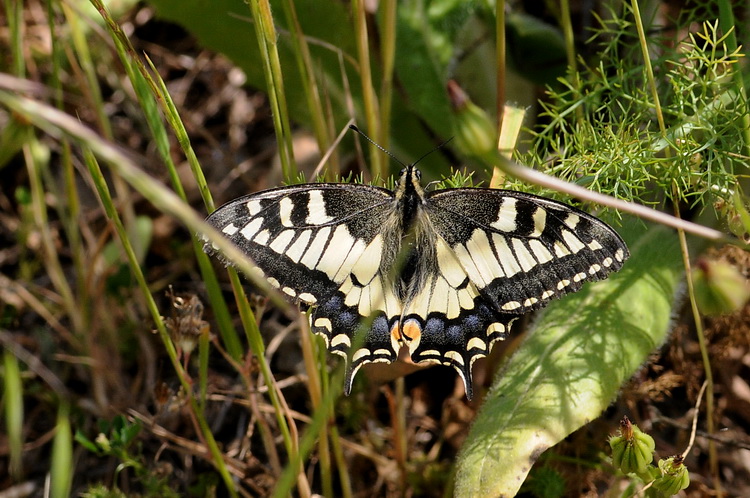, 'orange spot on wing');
401,319,422,343
390,322,402,343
